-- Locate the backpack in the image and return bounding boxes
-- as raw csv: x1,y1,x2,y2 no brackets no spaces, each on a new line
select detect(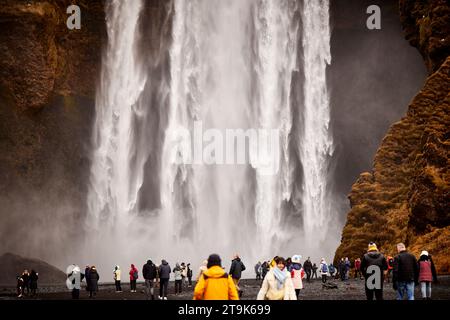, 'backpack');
133,270,138,279
322,263,328,273
187,269,193,278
